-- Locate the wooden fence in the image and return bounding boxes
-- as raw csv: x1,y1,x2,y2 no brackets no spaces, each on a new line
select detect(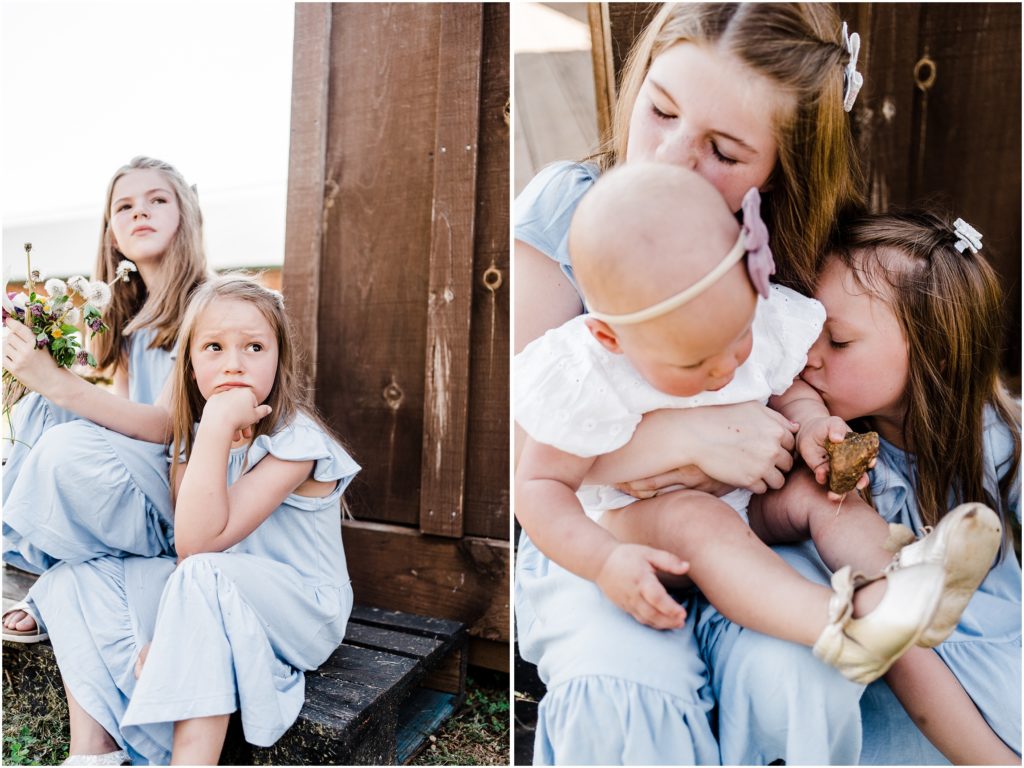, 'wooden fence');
282,3,510,670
